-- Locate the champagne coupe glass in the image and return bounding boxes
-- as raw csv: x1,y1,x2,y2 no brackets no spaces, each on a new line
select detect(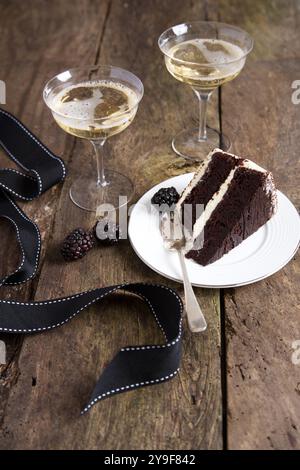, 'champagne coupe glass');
43,66,144,211
158,21,253,160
